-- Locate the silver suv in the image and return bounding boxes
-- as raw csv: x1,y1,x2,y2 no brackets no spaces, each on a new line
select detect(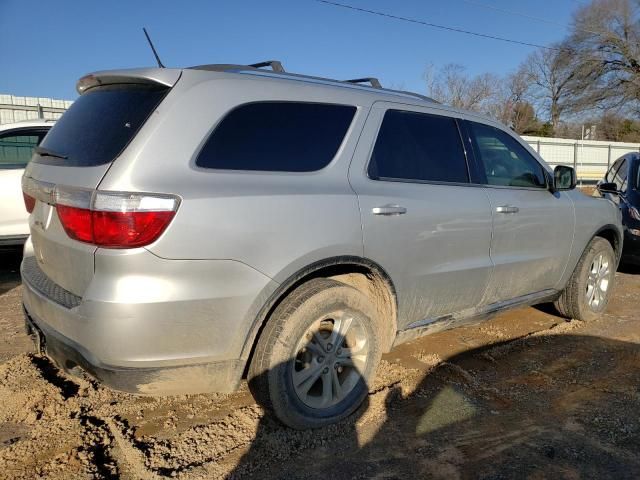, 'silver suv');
21,61,622,429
